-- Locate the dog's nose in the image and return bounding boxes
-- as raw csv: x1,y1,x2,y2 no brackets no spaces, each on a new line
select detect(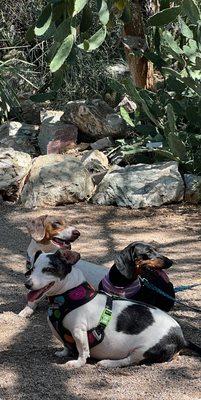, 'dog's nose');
164,257,173,268
72,229,80,239
25,282,32,289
